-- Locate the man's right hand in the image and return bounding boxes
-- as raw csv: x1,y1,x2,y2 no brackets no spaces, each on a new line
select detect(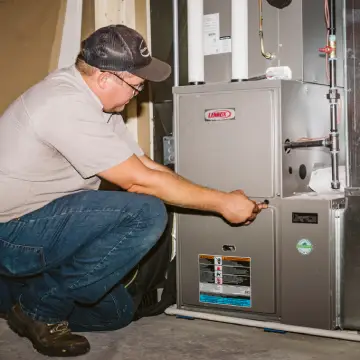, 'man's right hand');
220,190,267,225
